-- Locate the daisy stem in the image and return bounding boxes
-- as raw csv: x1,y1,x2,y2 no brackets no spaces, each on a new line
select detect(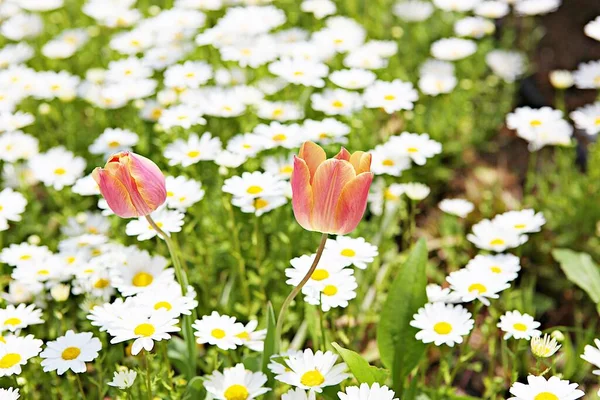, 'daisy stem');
143,351,152,400
75,373,87,400
276,233,328,347
145,215,197,377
